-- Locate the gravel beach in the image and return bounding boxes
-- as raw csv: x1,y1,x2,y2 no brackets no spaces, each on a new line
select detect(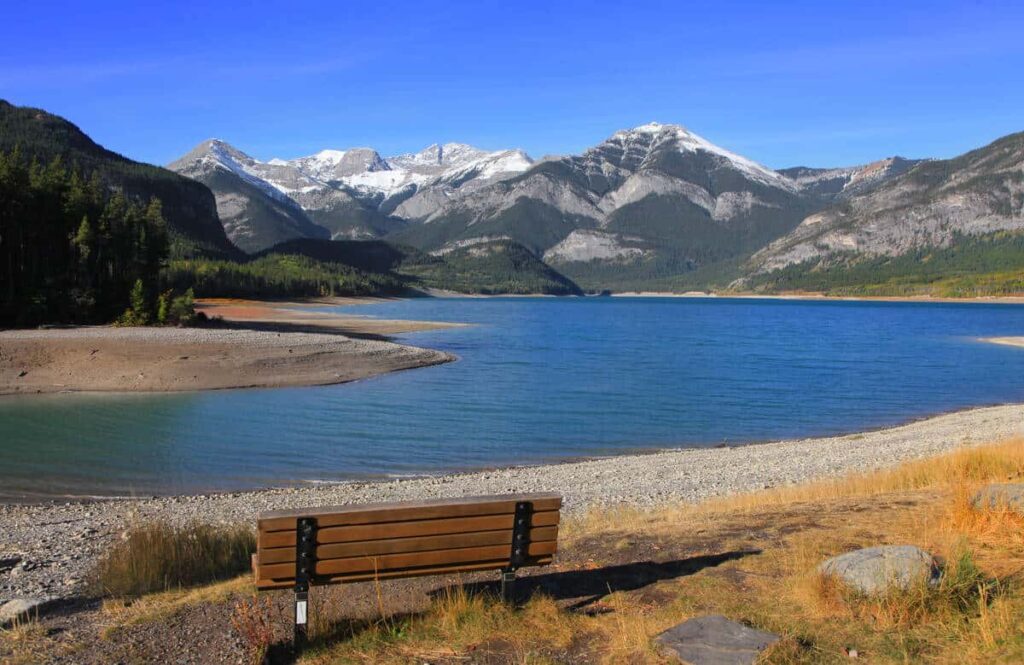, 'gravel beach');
1,402,1021,602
